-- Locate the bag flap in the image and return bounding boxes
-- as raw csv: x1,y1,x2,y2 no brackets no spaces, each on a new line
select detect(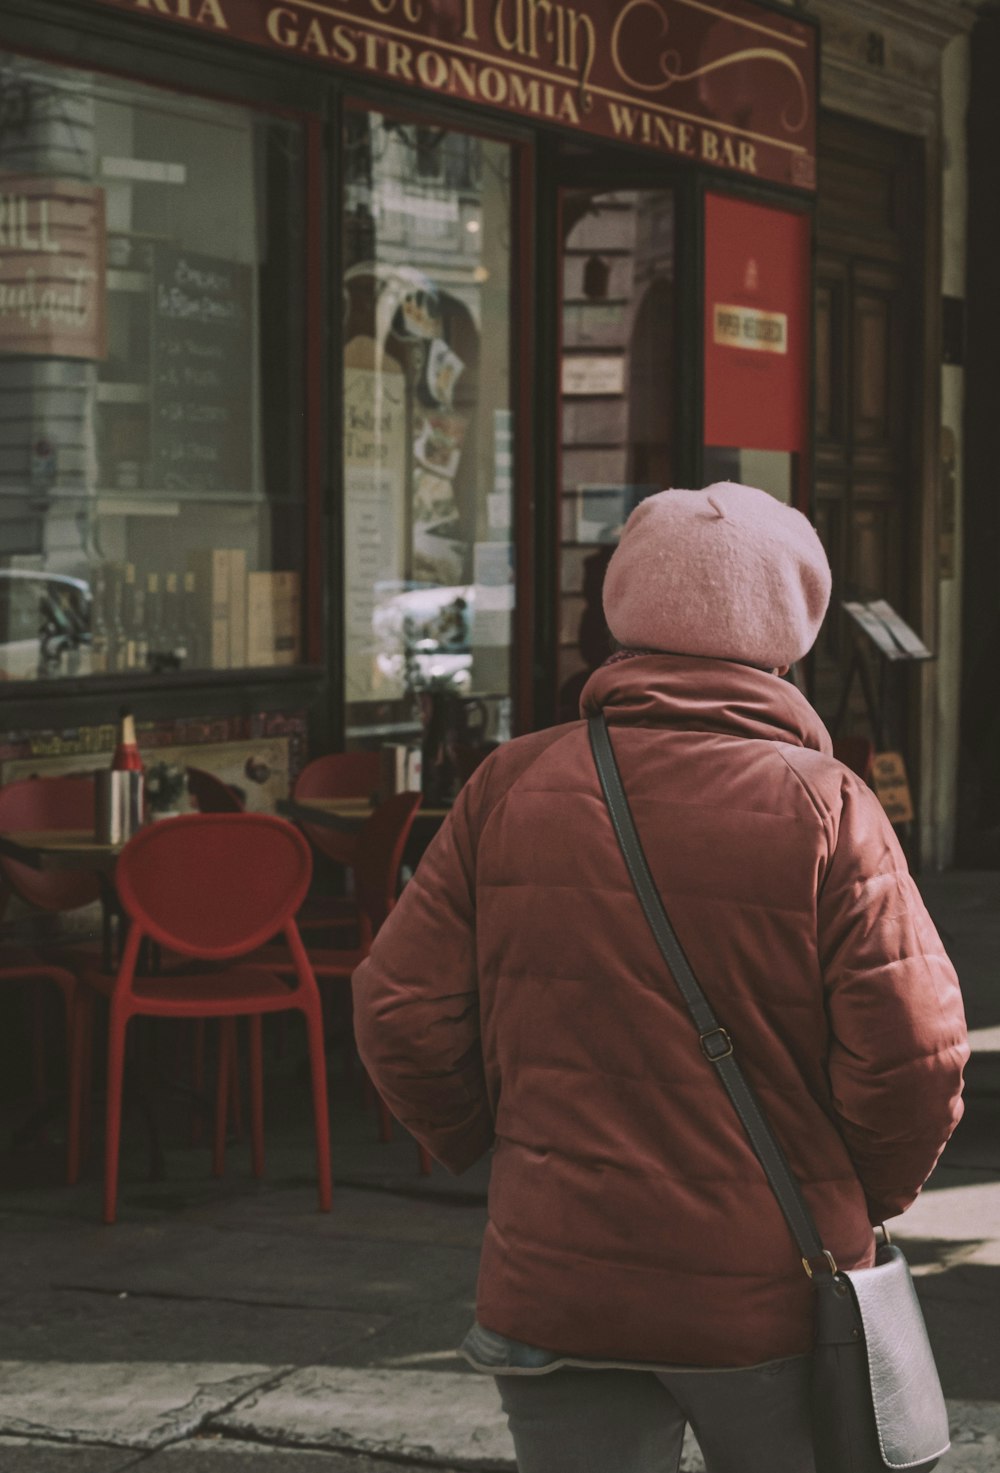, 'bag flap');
842,1245,950,1470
